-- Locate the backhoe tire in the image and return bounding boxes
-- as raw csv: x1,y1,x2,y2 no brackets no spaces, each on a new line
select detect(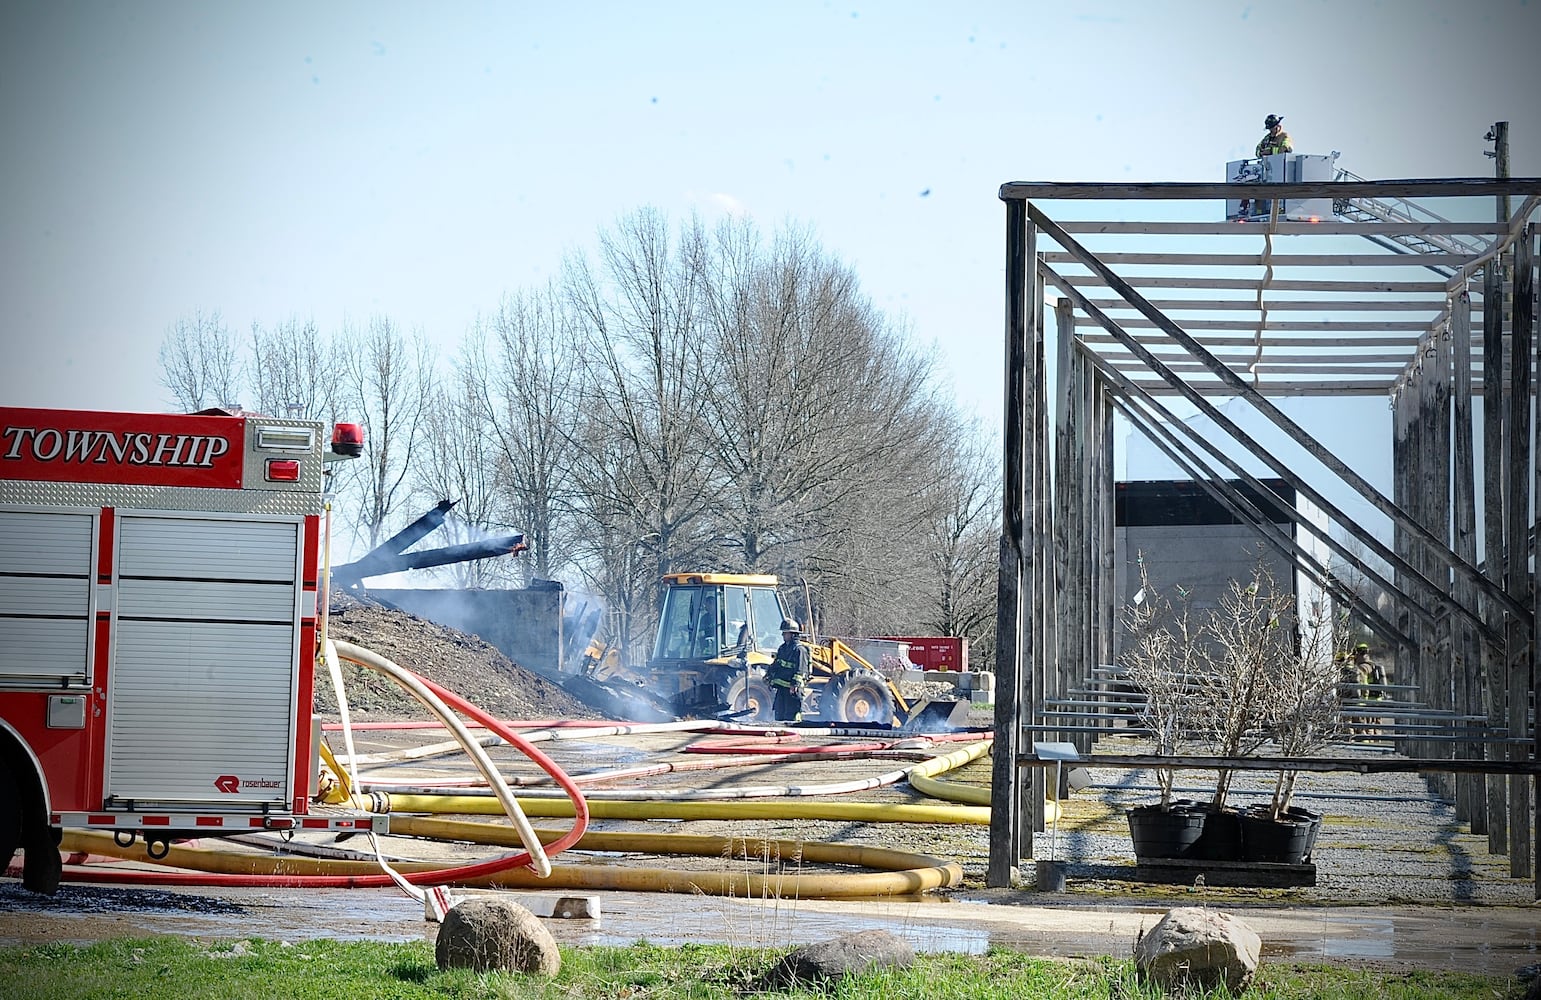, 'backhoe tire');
828,669,896,726
726,670,775,725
